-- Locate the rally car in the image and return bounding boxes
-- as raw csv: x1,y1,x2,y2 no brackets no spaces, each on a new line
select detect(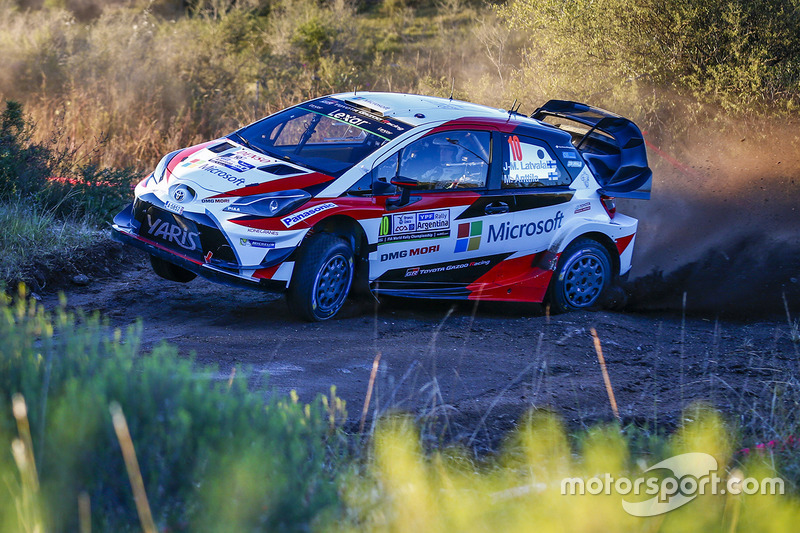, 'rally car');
112,92,651,321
